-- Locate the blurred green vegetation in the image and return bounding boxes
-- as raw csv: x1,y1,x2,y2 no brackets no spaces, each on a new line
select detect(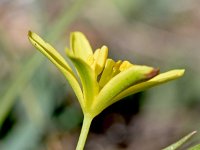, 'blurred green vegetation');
0,0,200,149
